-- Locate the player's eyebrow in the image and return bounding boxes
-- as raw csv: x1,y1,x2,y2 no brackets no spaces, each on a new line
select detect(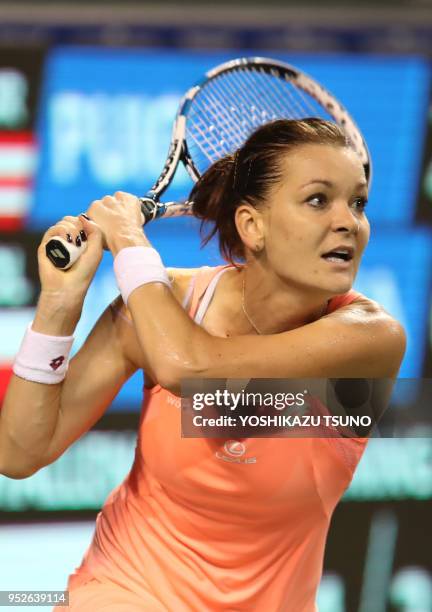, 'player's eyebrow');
300,179,368,189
